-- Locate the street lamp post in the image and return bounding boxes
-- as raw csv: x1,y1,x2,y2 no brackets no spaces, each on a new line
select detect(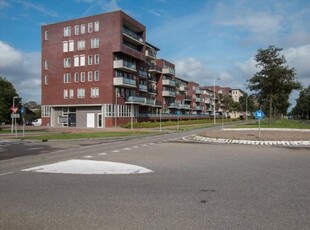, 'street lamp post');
213,78,221,124
246,96,248,121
